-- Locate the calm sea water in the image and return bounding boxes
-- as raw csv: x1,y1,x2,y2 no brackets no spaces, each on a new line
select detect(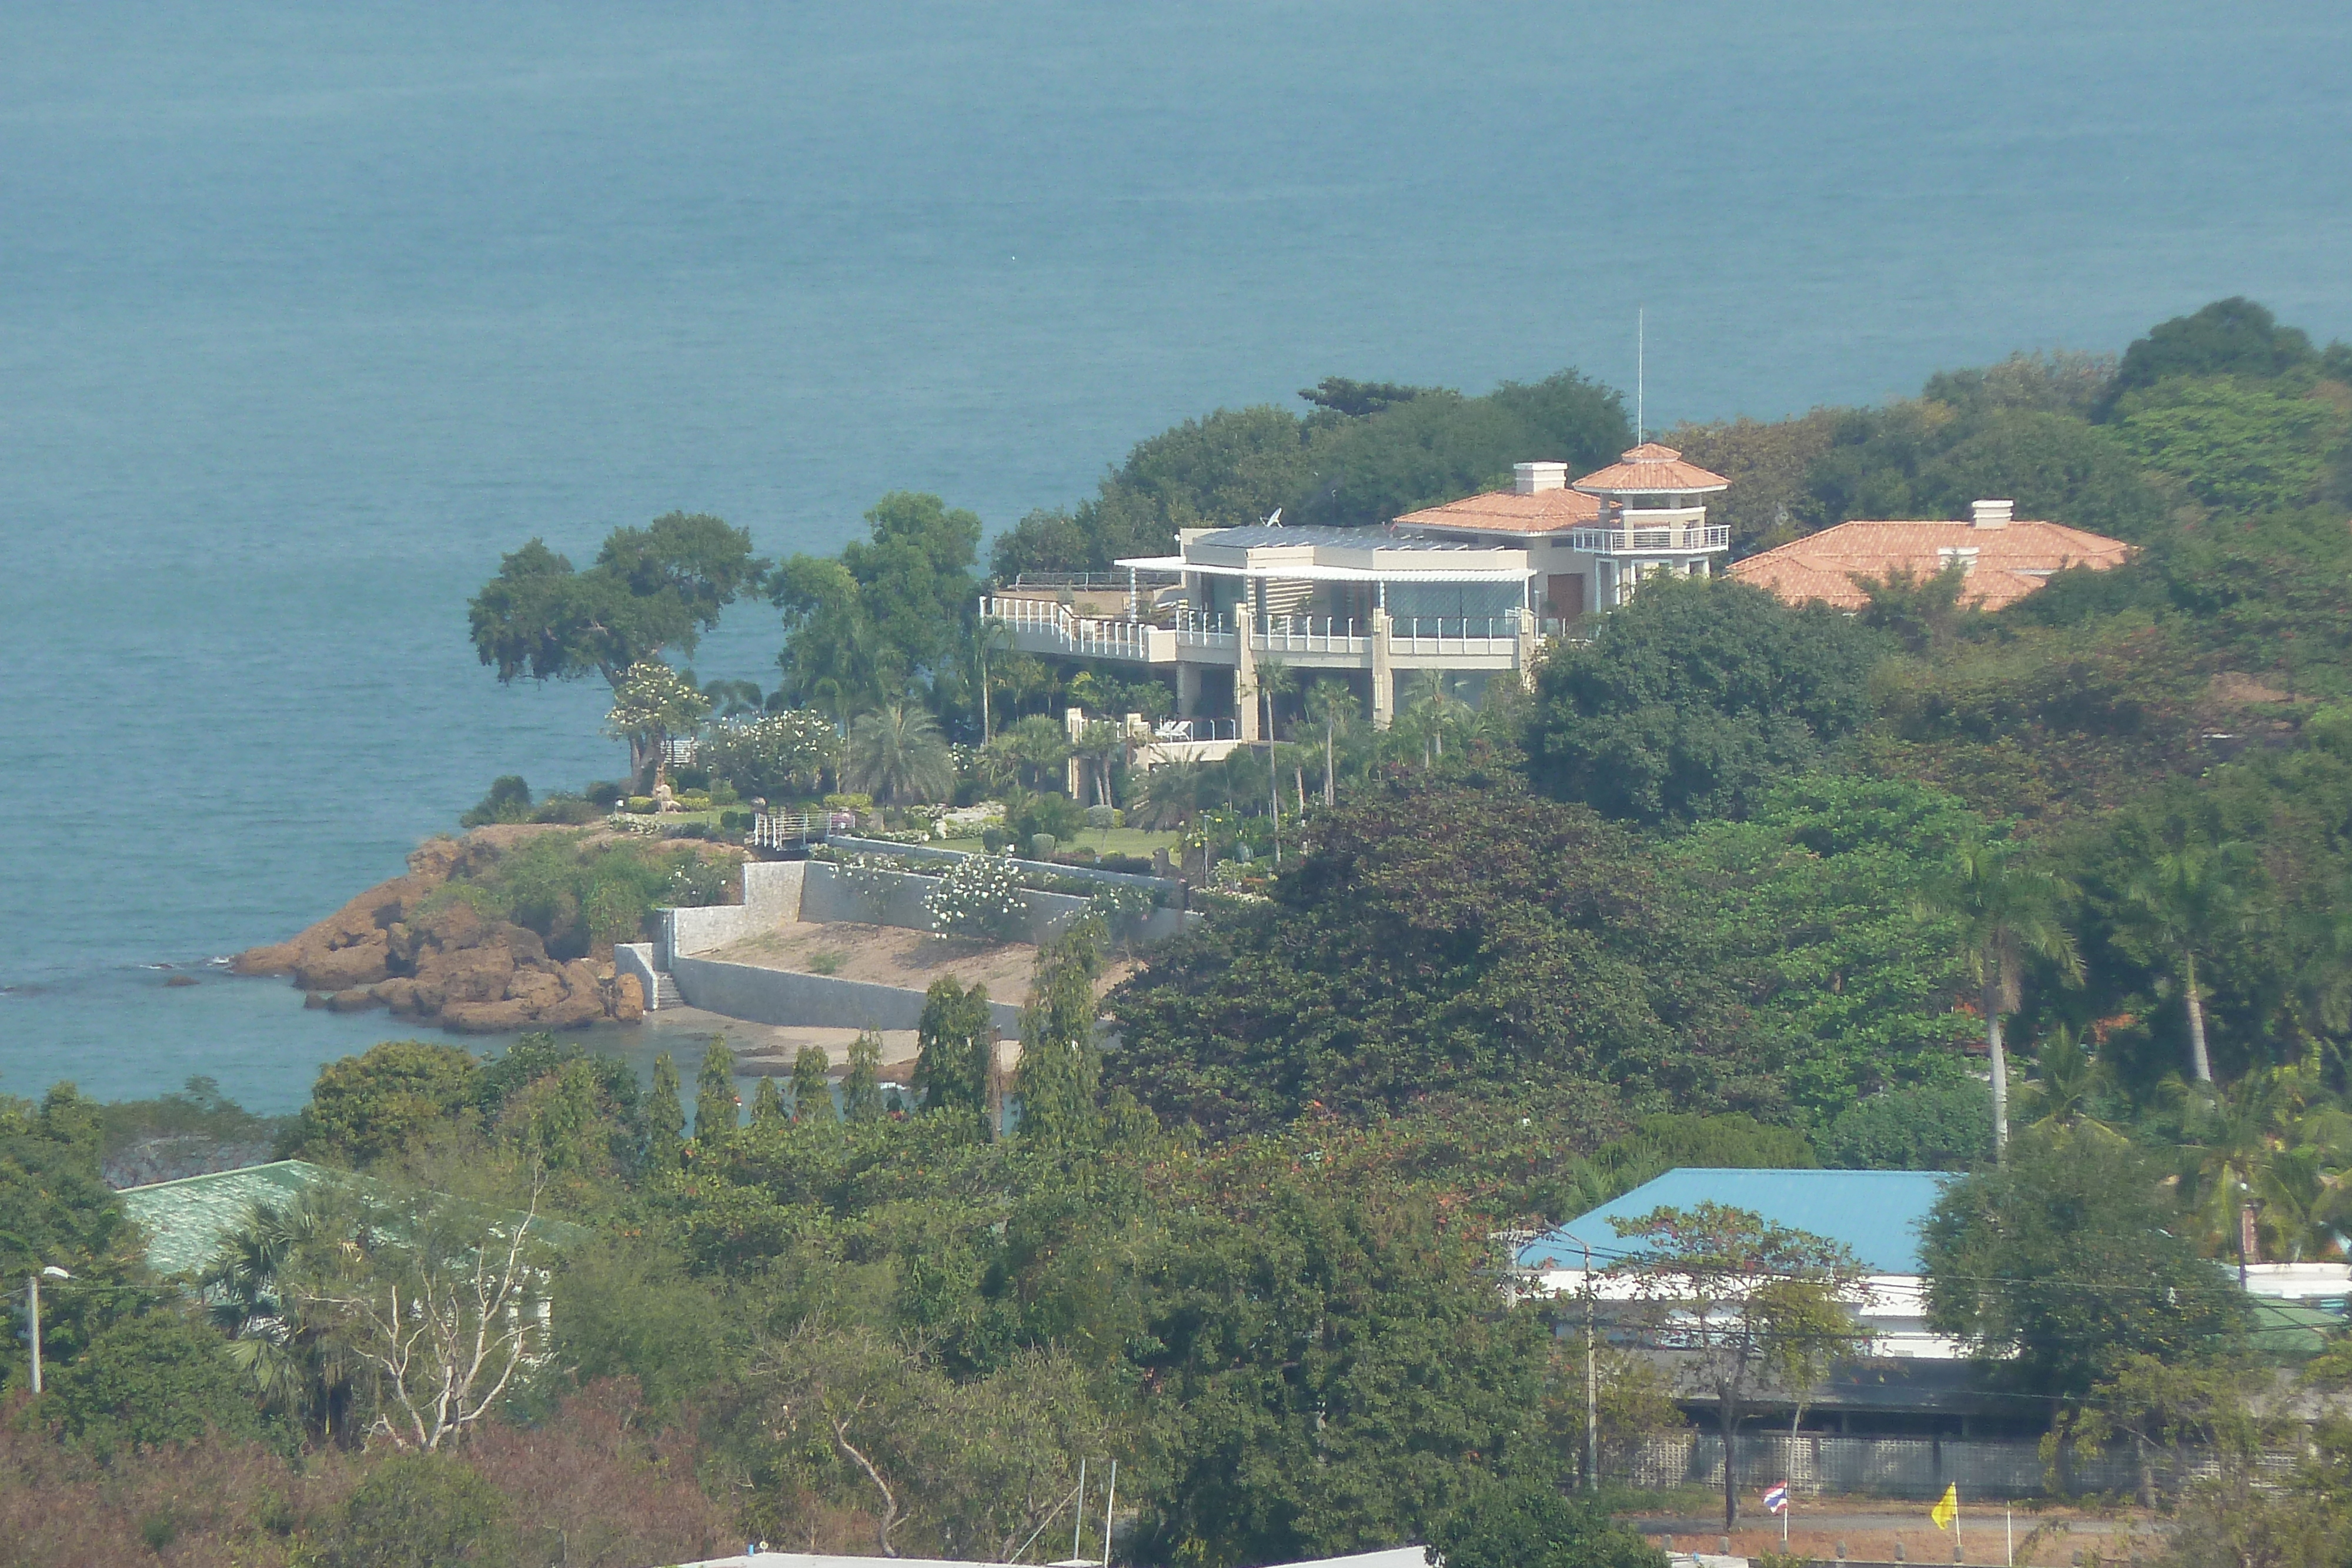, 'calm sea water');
4,1,2348,1111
